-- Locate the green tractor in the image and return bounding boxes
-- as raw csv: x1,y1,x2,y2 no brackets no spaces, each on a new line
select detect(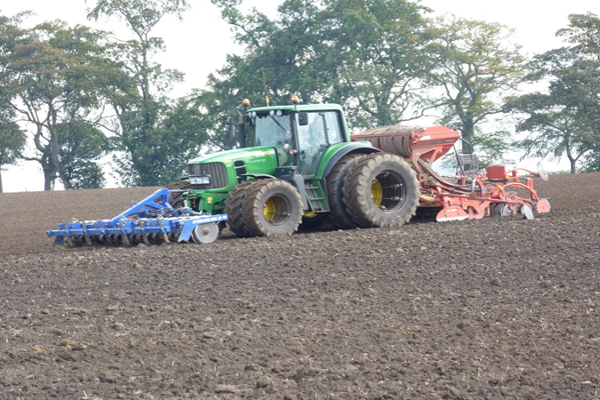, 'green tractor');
174,99,420,237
